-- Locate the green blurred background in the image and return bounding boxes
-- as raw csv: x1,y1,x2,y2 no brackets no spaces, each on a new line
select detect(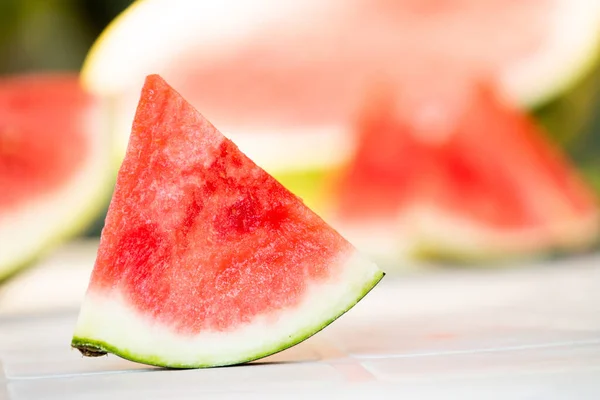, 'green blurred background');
0,0,132,74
